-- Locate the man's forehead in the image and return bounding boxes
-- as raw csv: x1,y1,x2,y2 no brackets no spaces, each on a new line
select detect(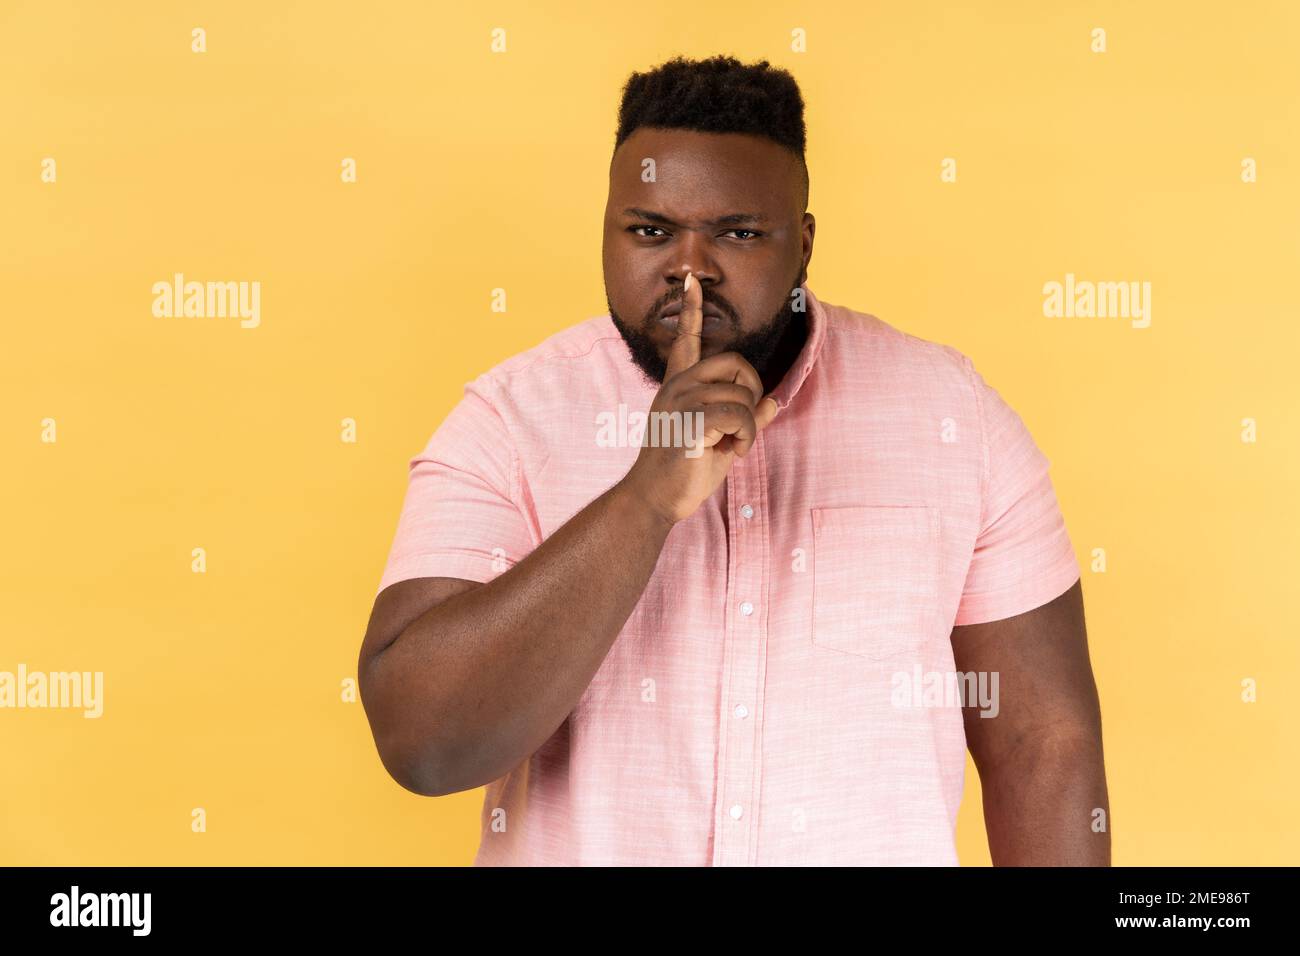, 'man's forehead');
608,128,795,212
618,205,771,226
